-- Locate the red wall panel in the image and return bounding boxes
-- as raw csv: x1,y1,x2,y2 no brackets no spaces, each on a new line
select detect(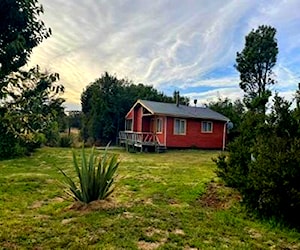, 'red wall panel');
165,117,225,149
136,106,143,132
